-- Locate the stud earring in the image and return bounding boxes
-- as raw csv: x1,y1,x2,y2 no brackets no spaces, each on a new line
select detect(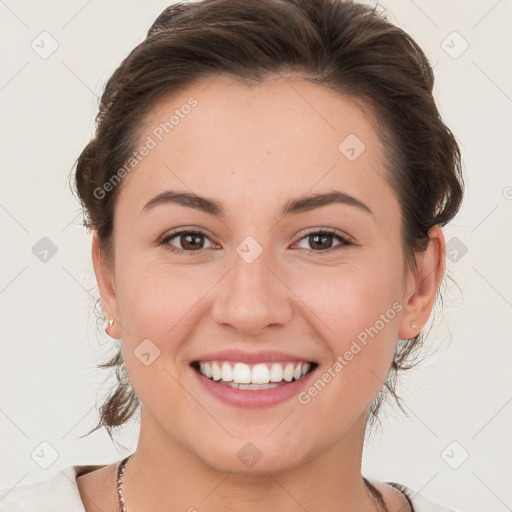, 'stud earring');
410,321,417,329
105,318,115,335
